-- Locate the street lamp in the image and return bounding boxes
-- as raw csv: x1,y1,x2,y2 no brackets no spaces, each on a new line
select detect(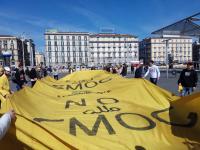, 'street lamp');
22,38,25,70
20,32,26,70
162,39,170,79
